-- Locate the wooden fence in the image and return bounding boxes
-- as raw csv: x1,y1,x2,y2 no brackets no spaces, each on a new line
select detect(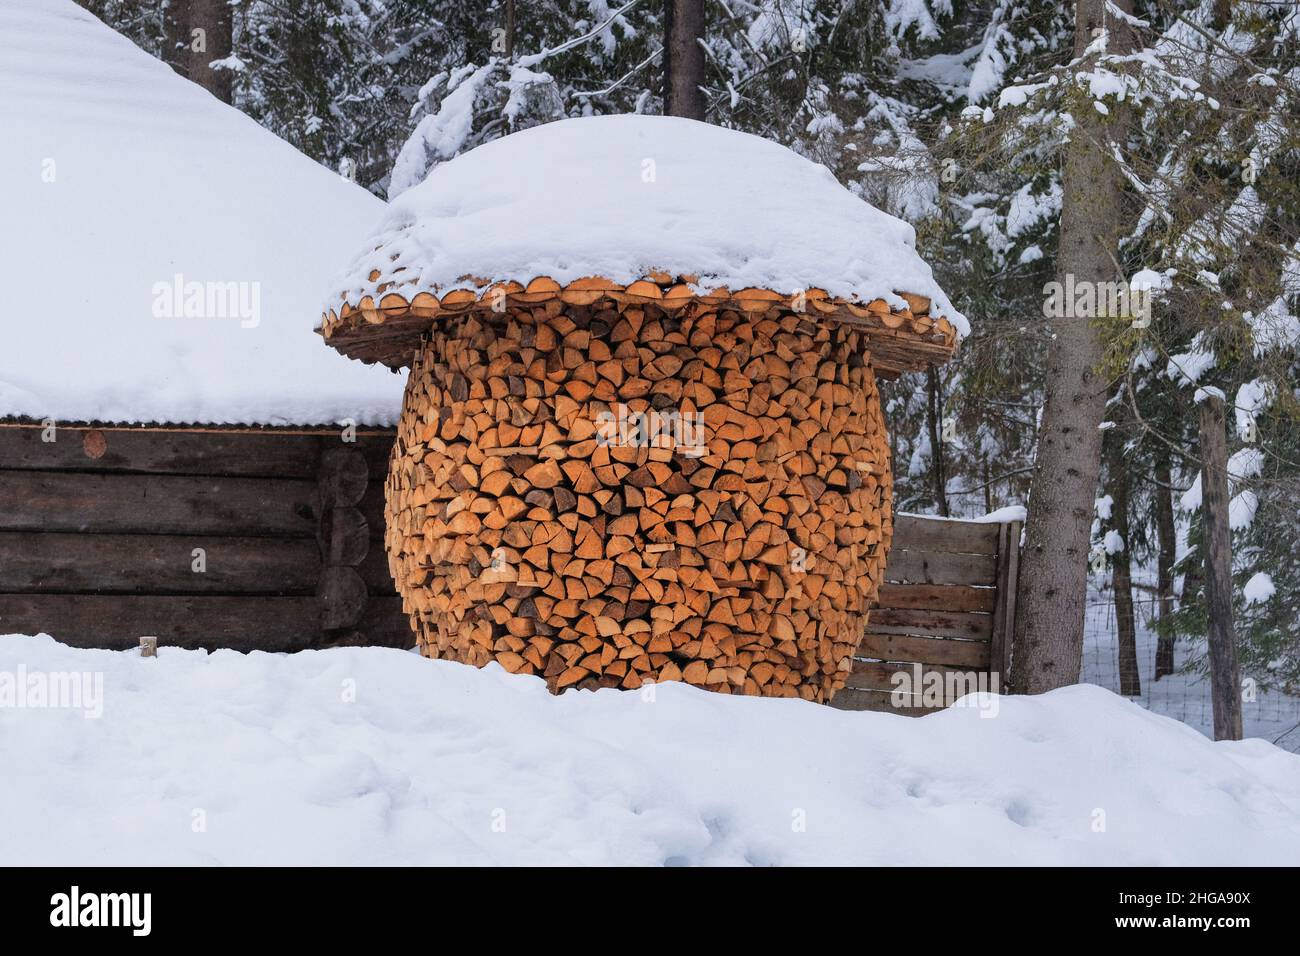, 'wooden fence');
831,513,1021,715
1,426,1022,701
